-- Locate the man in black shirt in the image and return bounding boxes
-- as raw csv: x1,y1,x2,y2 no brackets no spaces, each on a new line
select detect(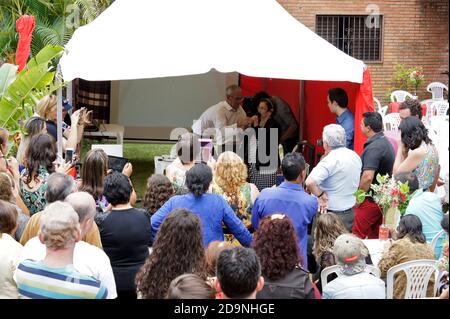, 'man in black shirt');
353,112,395,239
